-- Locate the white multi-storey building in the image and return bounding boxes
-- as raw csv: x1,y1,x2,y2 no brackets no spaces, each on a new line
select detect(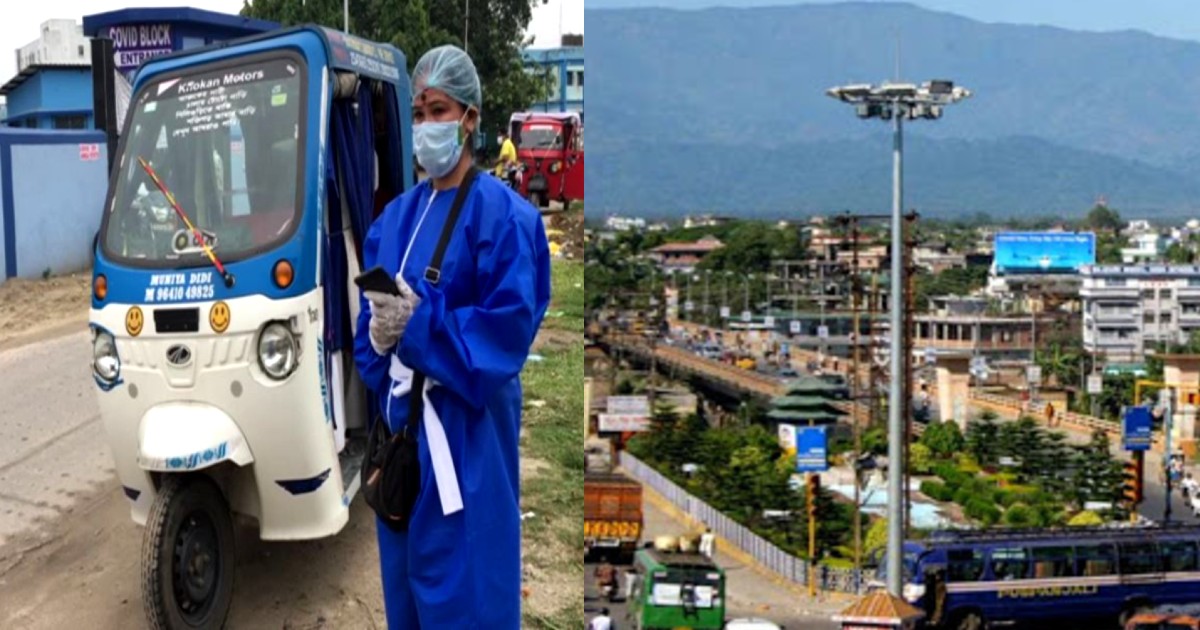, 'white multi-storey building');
15,20,90,72
1081,264,1200,361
